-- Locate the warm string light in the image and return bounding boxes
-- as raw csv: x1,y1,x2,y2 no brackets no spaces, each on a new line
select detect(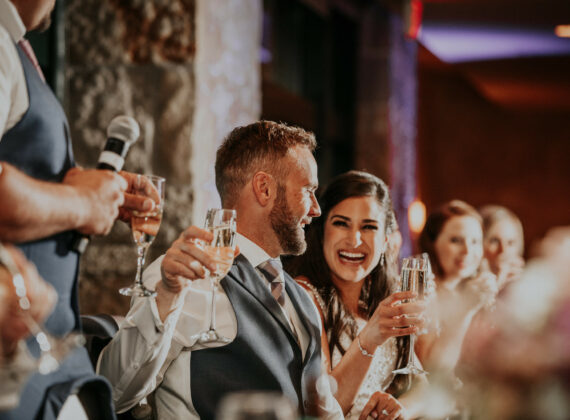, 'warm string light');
408,199,426,235
555,25,570,38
